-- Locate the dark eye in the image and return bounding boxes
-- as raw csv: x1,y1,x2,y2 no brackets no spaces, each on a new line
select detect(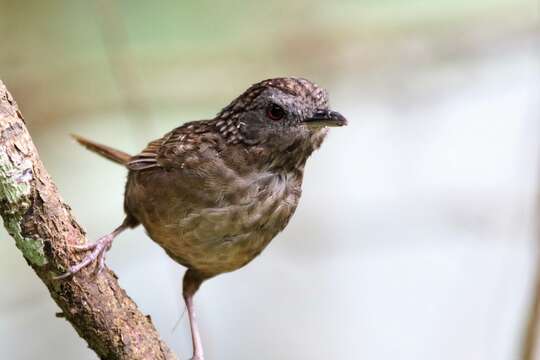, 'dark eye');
266,104,286,121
